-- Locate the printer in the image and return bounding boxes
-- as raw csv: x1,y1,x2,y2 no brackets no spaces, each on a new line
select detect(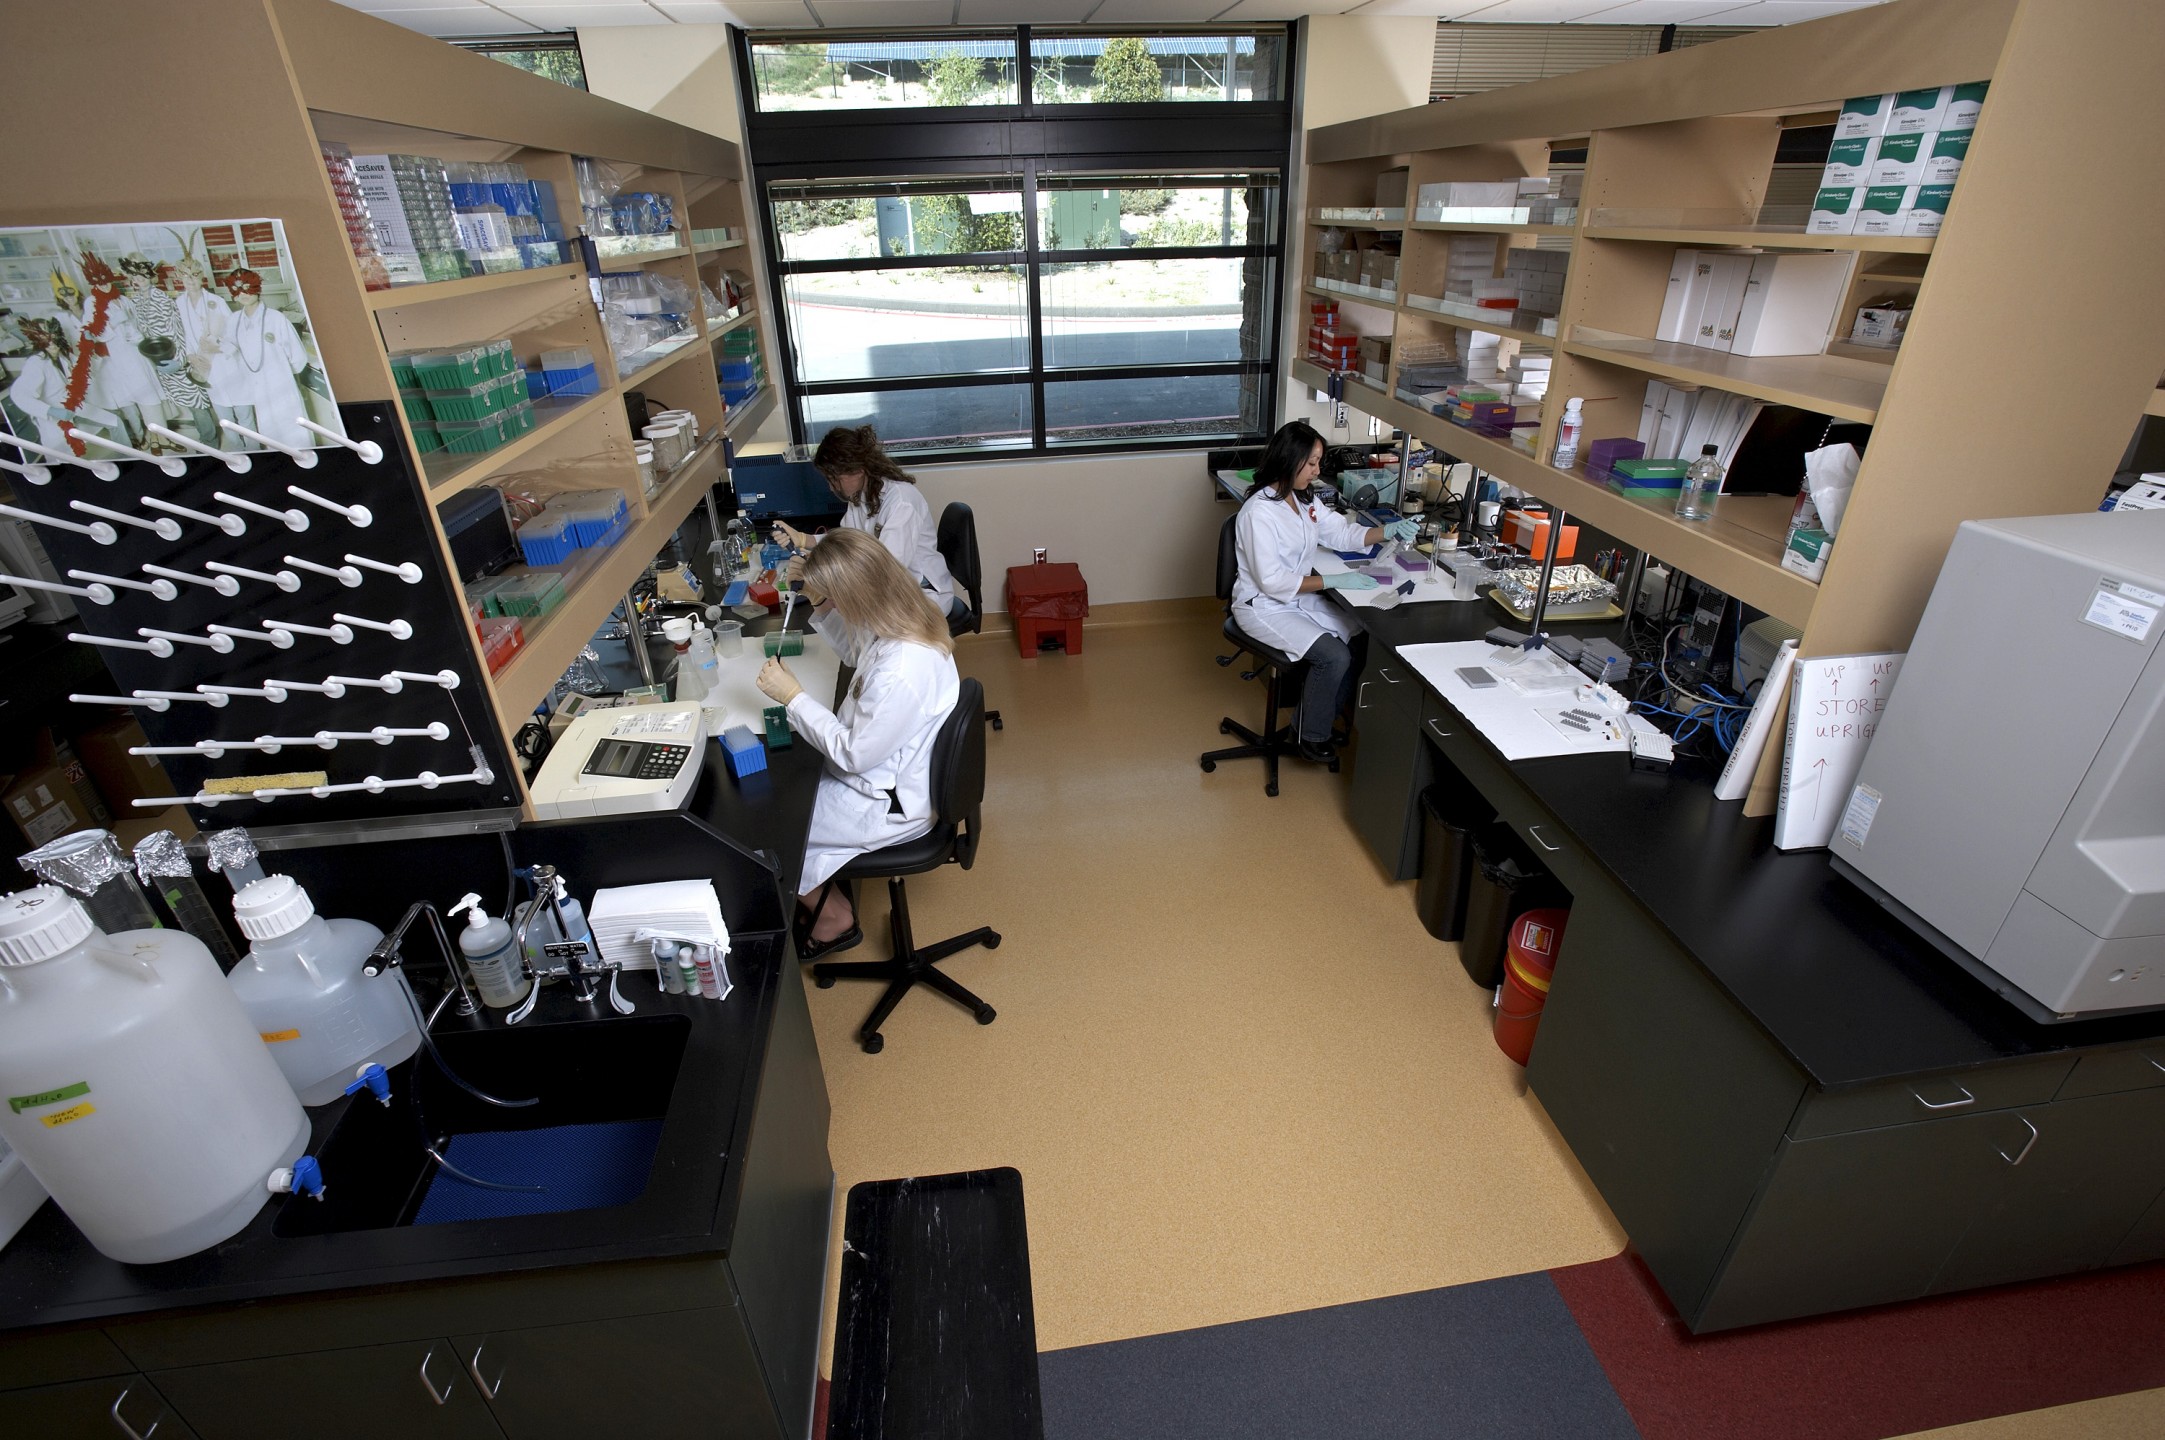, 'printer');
1832,510,2165,1022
